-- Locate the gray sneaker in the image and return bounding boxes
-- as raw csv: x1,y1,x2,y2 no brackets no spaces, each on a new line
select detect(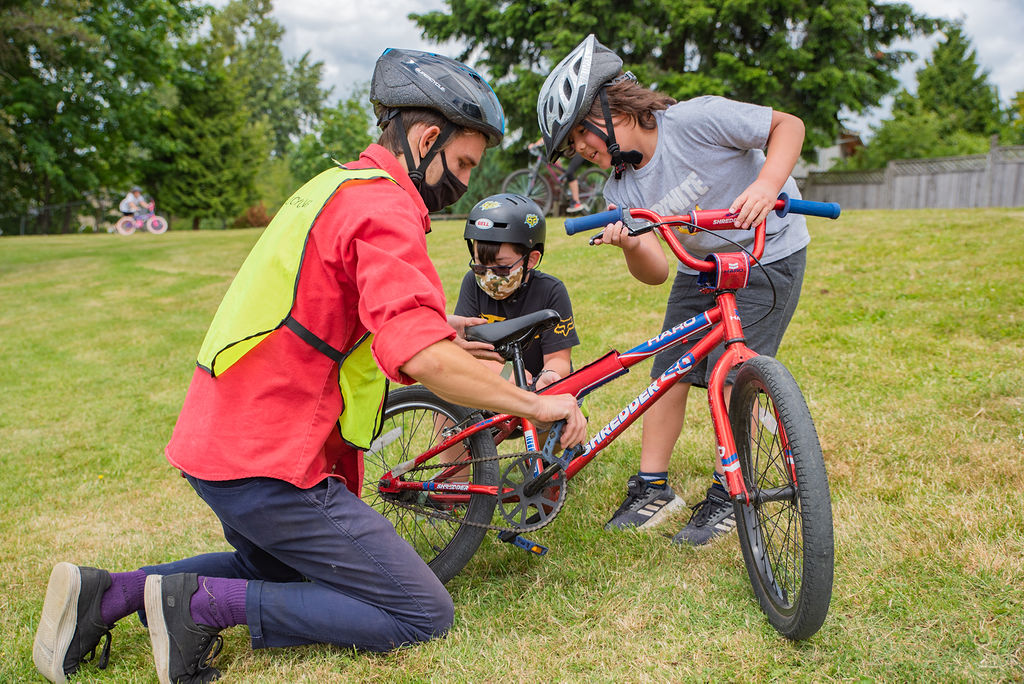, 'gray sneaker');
33,562,114,683
605,475,684,530
672,486,736,546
